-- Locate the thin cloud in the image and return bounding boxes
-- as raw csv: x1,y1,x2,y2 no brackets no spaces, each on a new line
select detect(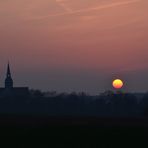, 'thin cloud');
31,0,141,20
55,0,72,13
